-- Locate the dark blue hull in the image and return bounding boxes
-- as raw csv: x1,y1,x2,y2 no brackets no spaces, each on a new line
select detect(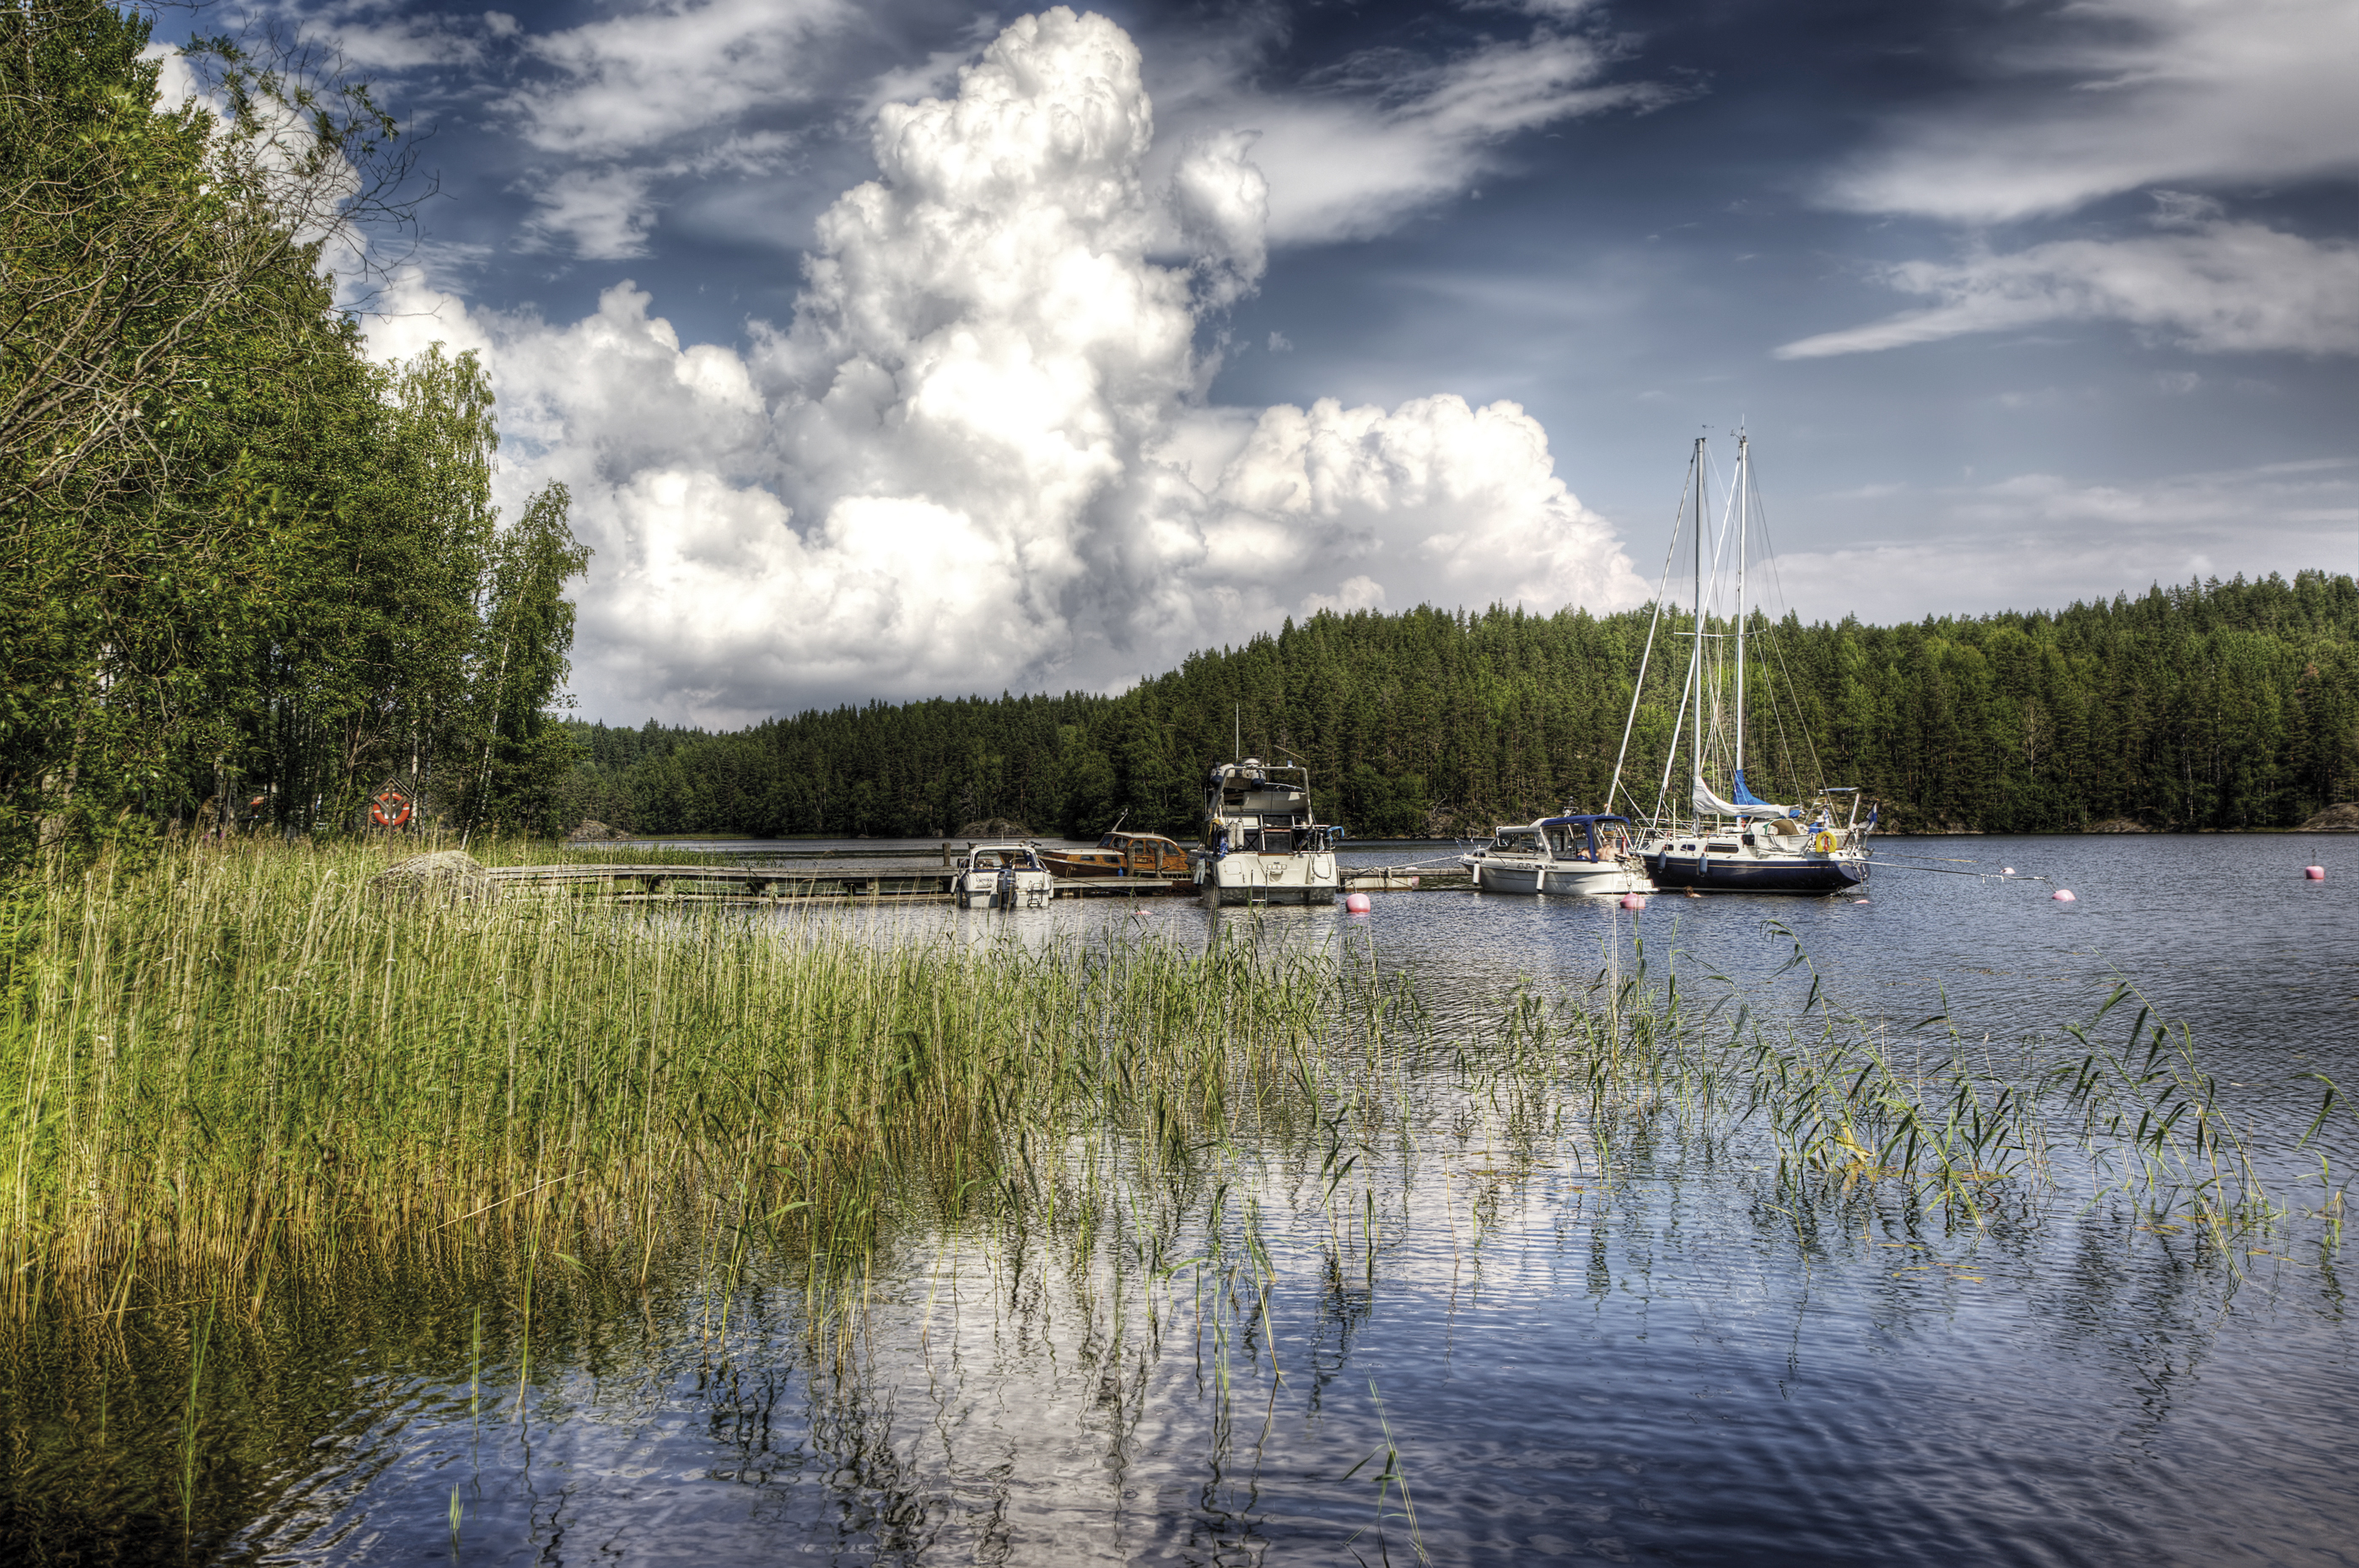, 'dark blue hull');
1645,850,1866,894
